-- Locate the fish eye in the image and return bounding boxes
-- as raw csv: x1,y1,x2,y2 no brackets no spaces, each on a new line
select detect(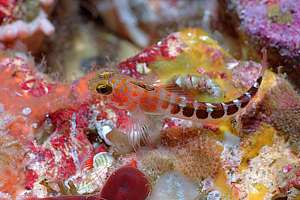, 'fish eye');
96,83,113,95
